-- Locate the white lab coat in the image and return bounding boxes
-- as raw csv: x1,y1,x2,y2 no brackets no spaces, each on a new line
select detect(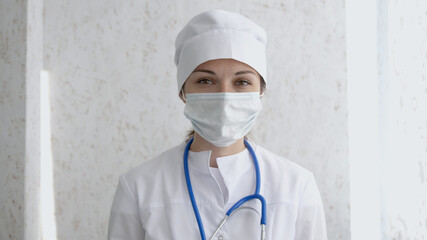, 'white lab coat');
108,141,327,240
